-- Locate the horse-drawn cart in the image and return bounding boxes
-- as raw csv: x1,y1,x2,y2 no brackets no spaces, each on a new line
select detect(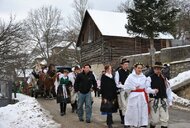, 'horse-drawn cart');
27,65,72,99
